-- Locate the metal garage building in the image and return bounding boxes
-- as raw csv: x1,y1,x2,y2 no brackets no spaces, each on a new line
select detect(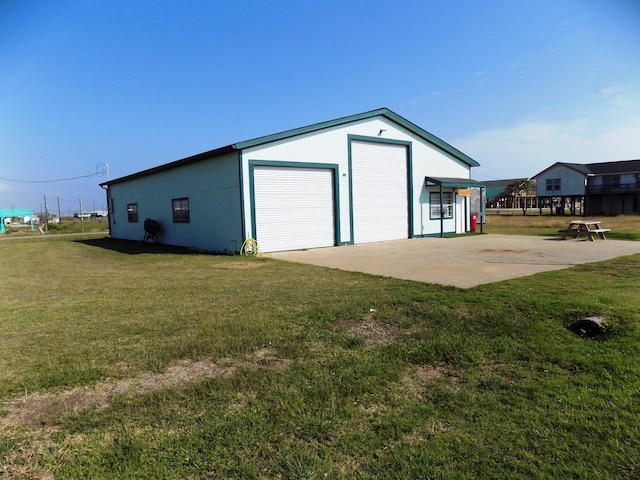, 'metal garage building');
100,108,483,253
